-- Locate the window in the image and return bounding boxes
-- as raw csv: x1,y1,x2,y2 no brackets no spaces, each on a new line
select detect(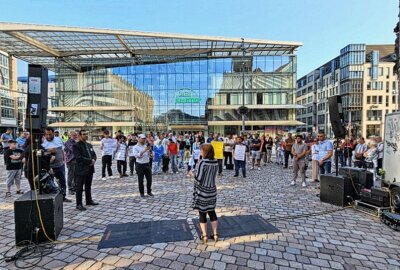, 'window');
1,108,14,119
230,94,239,105
366,124,381,137
393,95,397,104
372,96,377,104
379,67,383,76
378,96,382,104
367,96,371,104
257,93,263,105
393,81,397,91
386,96,389,107
386,81,390,93
367,110,382,121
